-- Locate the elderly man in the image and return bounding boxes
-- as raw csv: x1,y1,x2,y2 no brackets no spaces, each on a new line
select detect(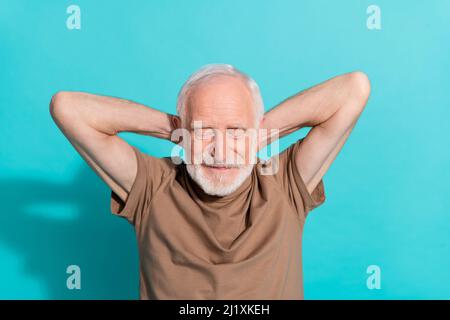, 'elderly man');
50,64,370,299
